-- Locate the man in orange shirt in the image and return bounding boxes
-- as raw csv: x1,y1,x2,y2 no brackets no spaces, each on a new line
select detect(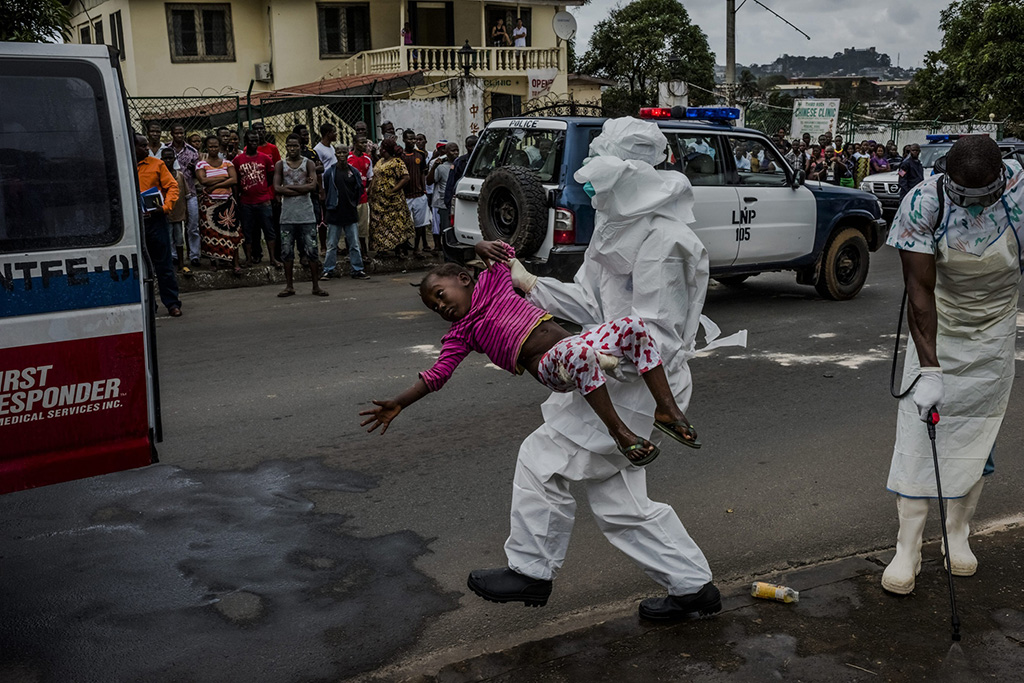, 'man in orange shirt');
135,132,182,317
